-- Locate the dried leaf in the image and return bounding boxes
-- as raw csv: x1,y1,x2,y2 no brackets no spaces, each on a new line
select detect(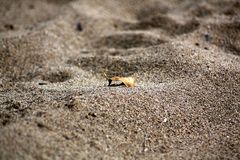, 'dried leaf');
108,76,135,87
102,72,135,87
